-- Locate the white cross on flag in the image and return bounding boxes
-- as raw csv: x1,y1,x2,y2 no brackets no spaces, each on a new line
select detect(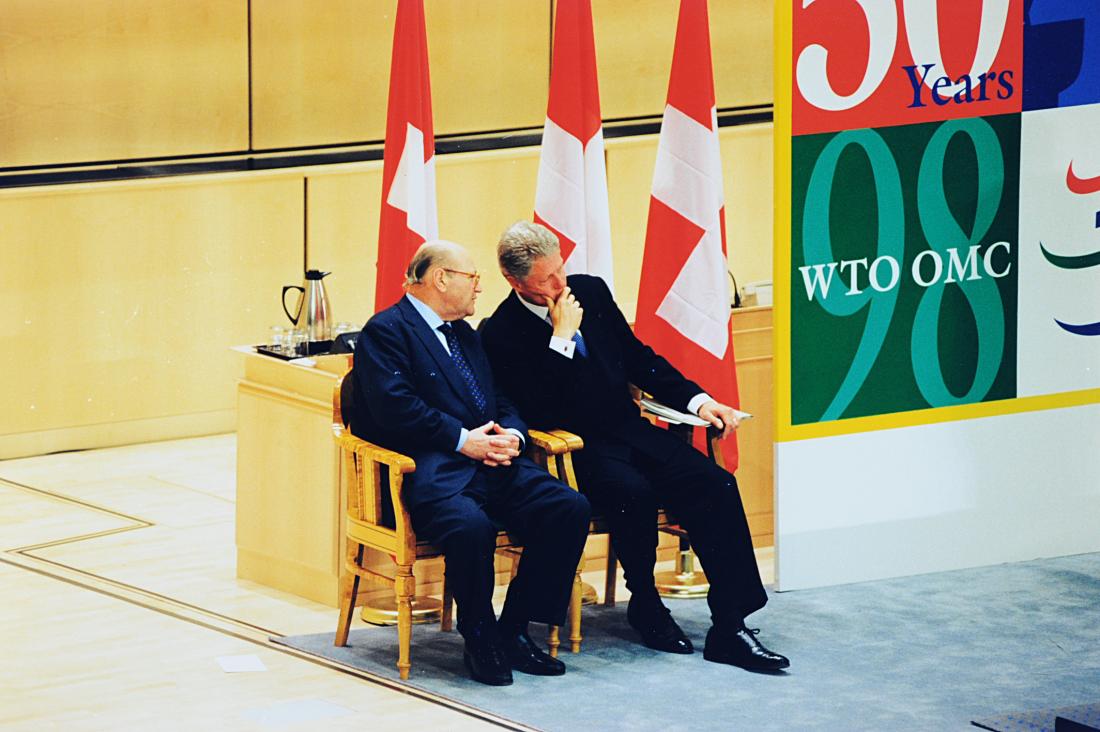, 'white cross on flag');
634,0,741,468
375,0,438,312
534,0,614,290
